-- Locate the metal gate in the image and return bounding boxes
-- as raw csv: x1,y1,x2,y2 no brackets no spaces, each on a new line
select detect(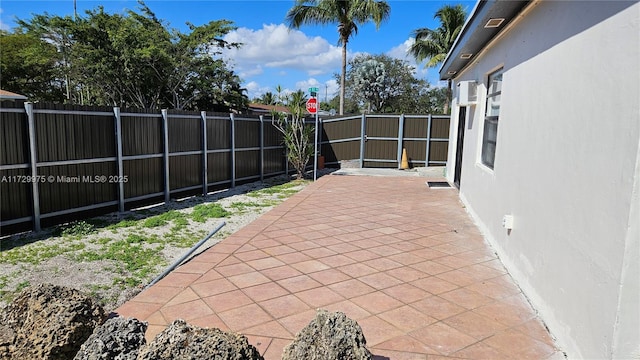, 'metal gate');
319,113,450,169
